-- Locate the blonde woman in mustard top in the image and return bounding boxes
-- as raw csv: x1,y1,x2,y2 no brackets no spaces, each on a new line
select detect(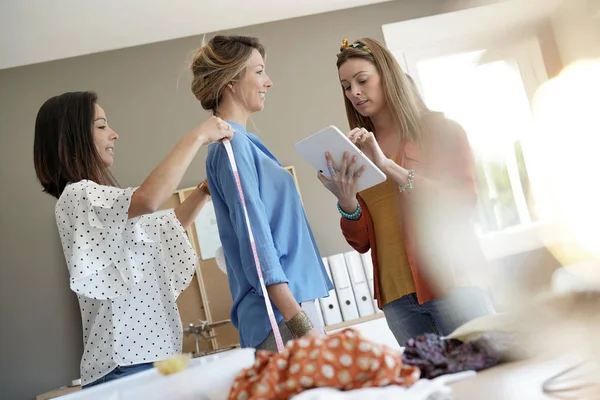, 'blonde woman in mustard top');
318,38,495,347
